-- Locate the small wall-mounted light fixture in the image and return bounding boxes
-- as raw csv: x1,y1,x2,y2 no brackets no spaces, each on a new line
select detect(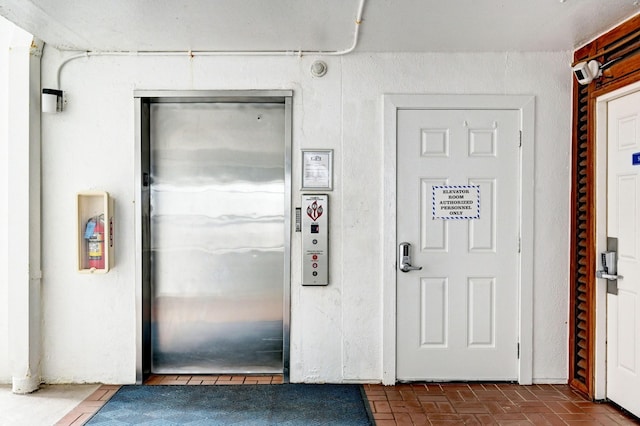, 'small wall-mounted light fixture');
42,88,64,113
310,60,328,78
